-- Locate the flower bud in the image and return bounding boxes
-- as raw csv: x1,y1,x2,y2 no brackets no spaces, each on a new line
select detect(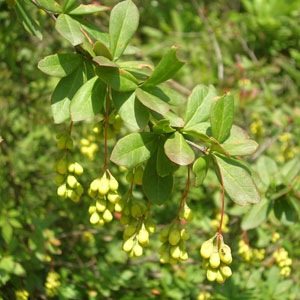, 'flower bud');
170,246,181,259
107,192,120,204
109,174,119,192
98,174,110,195
216,270,225,283
219,244,232,264
122,239,134,252
67,175,78,189
220,265,232,278
206,267,217,282
209,251,220,268
103,209,113,222
133,244,143,257
138,229,149,246
200,240,214,259
90,212,100,224
169,229,181,246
